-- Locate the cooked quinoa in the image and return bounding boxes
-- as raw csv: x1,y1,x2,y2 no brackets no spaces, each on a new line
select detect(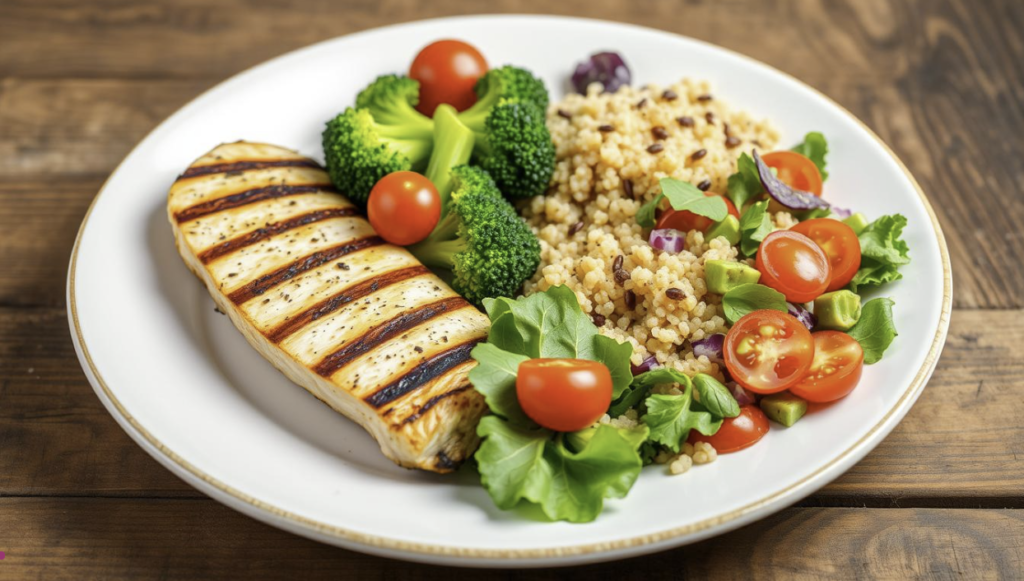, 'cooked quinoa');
522,78,788,379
